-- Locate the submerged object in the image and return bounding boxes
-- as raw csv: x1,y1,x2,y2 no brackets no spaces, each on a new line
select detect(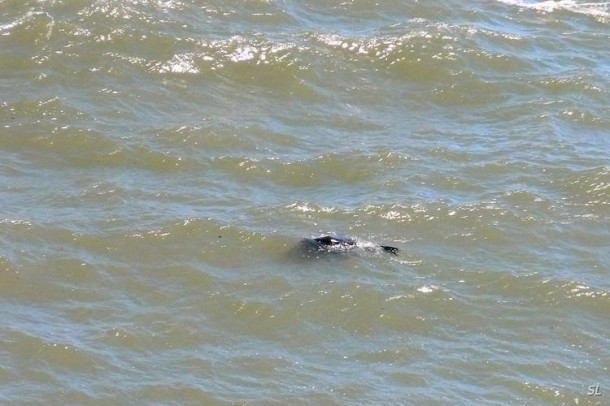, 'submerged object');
301,235,399,255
